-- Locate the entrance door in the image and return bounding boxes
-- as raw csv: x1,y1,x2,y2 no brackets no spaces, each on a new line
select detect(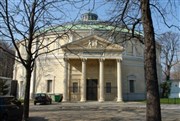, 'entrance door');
86,79,98,100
